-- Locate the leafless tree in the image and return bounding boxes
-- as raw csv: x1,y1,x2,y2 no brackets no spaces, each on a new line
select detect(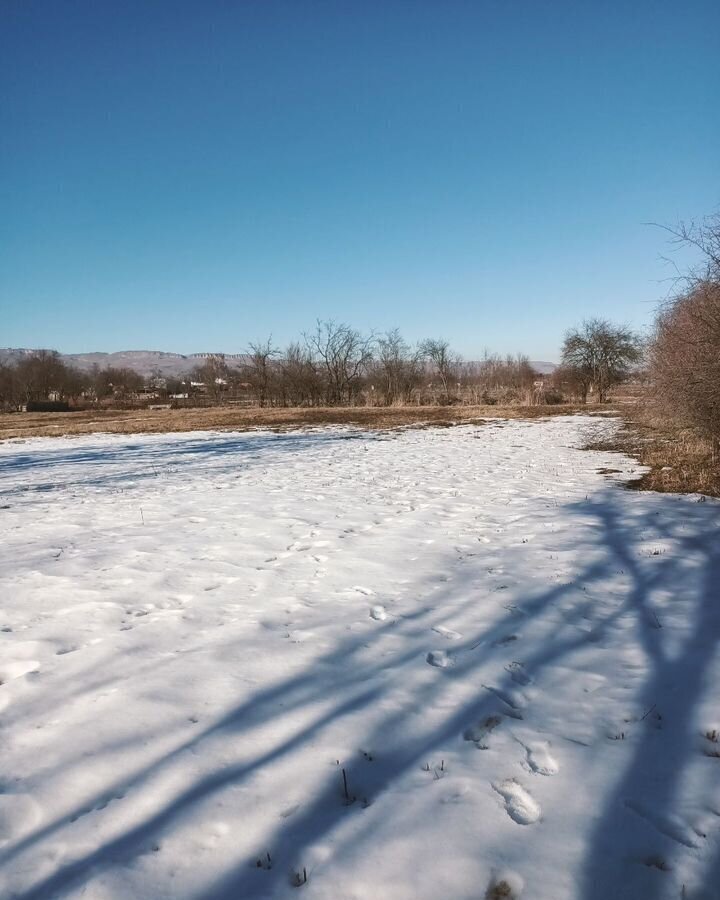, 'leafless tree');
0,362,20,410
304,320,375,405
373,329,423,405
463,353,538,403
245,338,279,408
14,351,87,403
653,213,720,285
90,365,144,401
420,338,461,403
561,319,642,402
278,342,323,407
